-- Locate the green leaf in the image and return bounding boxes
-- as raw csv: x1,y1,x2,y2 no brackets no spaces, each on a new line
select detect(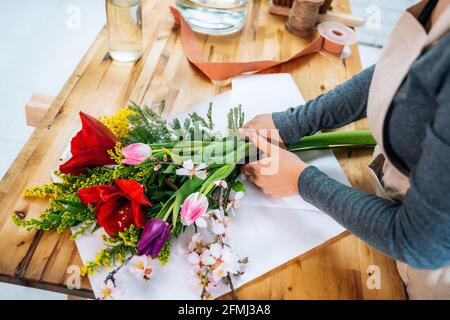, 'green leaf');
126,102,171,144
163,164,176,174
200,164,236,194
207,103,214,130
231,180,246,192
288,130,376,151
157,195,176,220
